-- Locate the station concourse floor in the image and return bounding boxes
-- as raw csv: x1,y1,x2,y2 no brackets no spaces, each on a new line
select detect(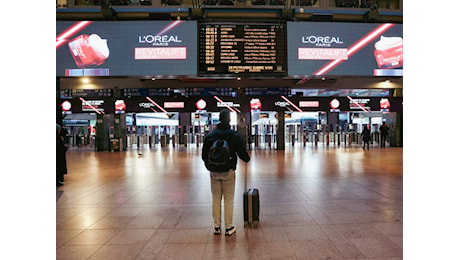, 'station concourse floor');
56,144,403,260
